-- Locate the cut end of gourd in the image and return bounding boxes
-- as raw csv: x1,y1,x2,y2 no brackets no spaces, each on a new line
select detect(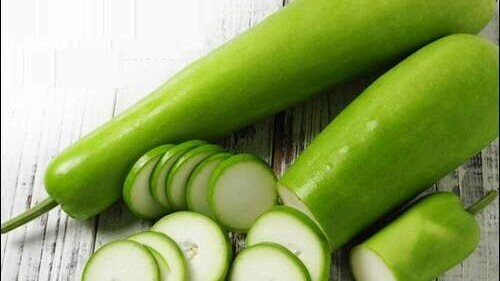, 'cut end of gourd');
278,184,330,248
278,185,315,218
350,246,396,281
